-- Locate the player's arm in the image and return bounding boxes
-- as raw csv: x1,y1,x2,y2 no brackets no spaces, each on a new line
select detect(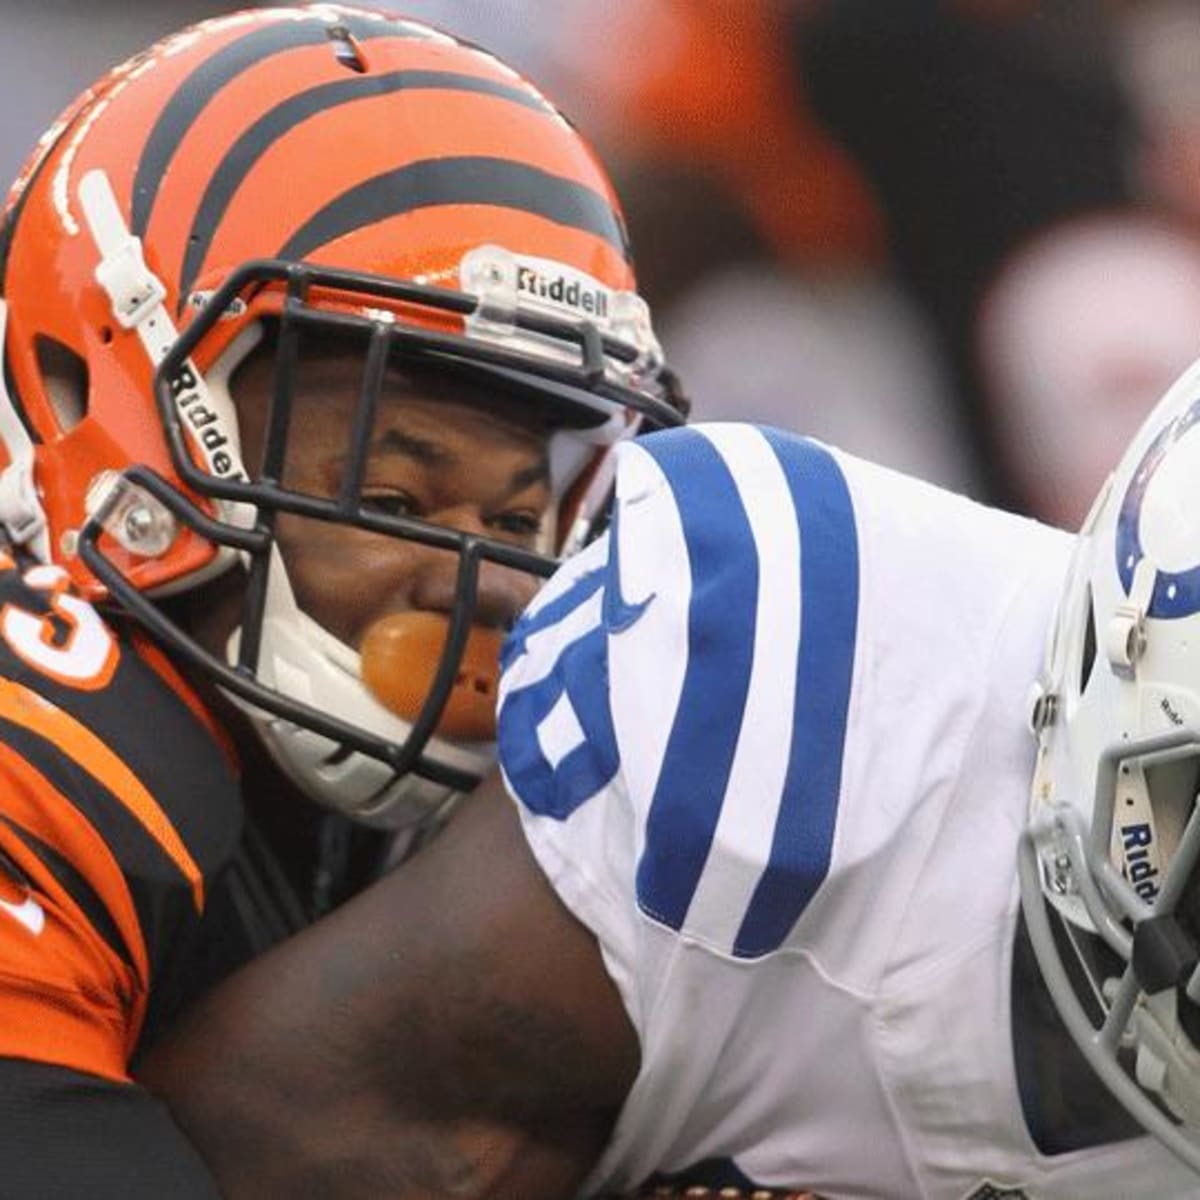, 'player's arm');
0,557,245,1196
0,746,224,1199
138,770,640,1200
